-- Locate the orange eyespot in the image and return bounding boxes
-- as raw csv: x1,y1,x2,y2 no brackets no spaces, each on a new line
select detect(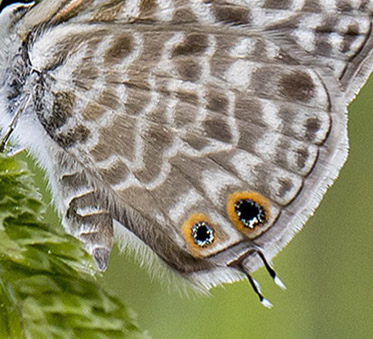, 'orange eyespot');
182,213,216,257
227,191,270,236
